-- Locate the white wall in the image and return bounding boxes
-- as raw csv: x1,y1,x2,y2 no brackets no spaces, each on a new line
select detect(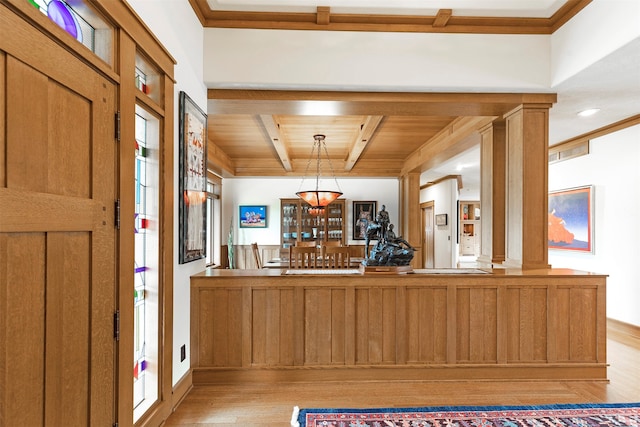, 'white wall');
204,29,550,91
223,177,400,247
551,0,640,85
126,0,206,385
203,1,640,93
420,178,459,268
549,124,640,326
